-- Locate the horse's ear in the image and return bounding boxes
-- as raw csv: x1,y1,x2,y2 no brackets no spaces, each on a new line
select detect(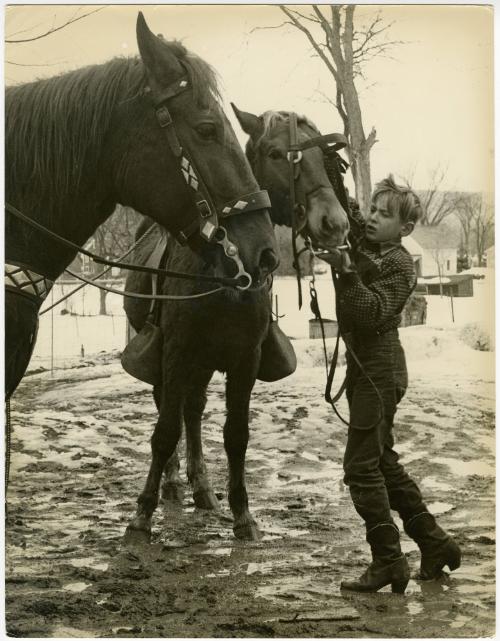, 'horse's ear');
231,103,263,140
136,12,182,86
